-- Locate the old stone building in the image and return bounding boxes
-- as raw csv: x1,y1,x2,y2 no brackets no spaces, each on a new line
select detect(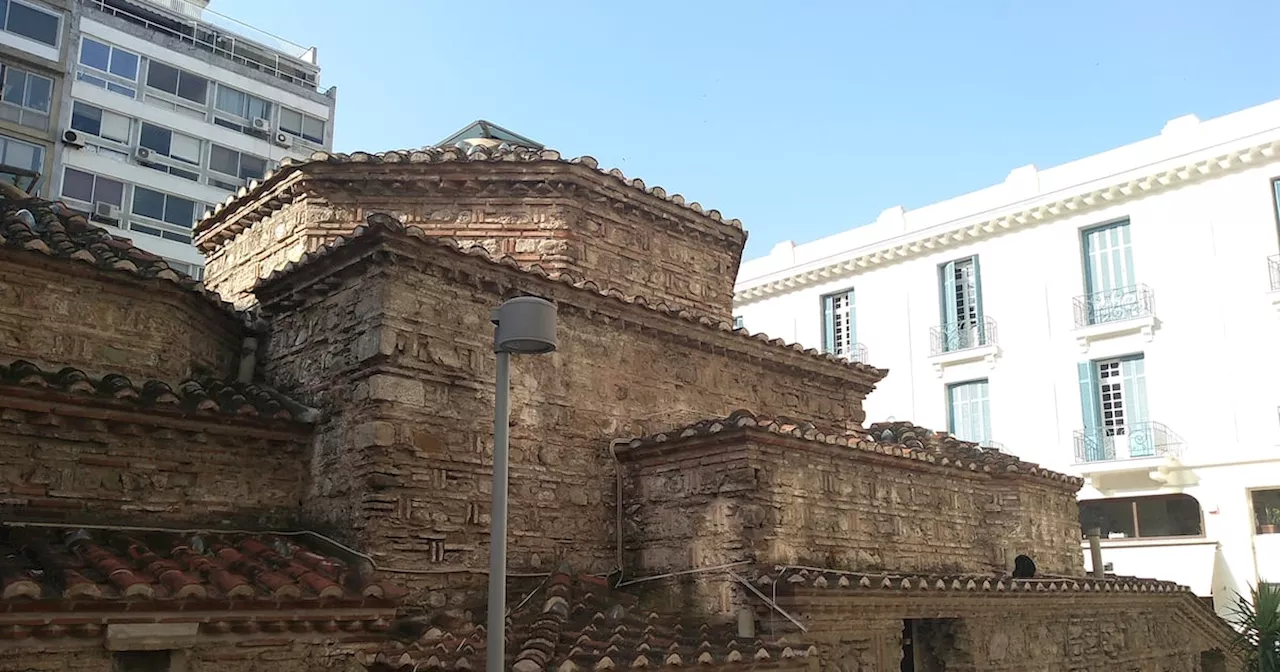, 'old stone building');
0,130,1244,671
